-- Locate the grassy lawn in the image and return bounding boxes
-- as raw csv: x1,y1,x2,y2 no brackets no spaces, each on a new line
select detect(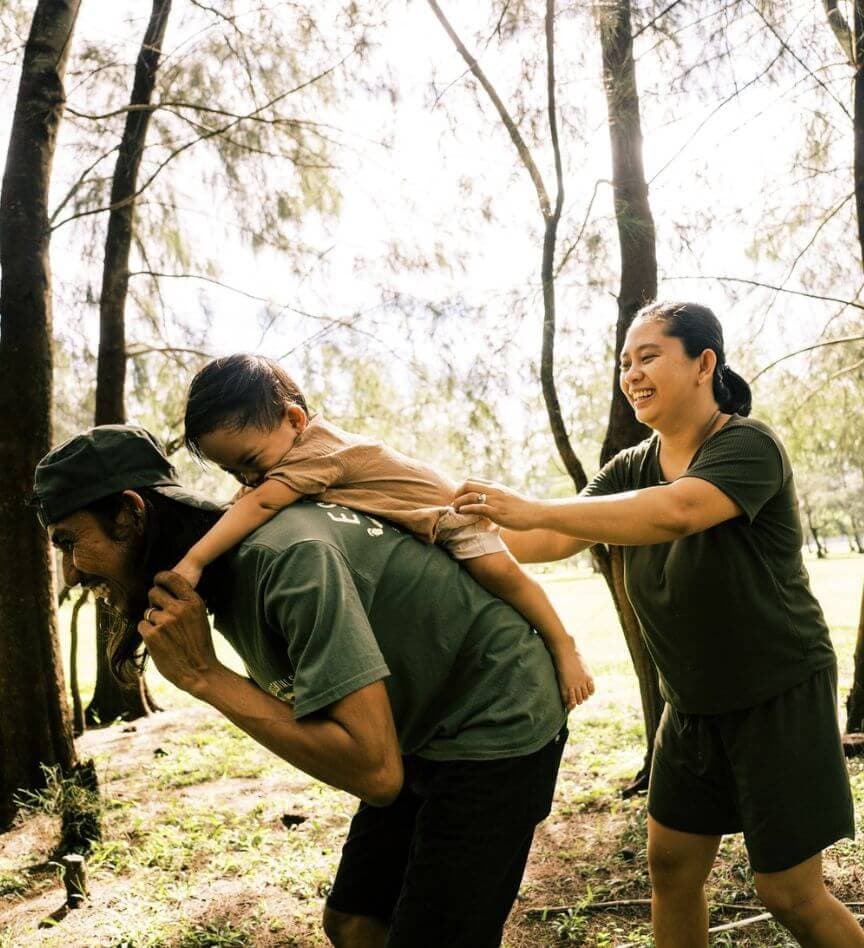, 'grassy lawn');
0,555,862,946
